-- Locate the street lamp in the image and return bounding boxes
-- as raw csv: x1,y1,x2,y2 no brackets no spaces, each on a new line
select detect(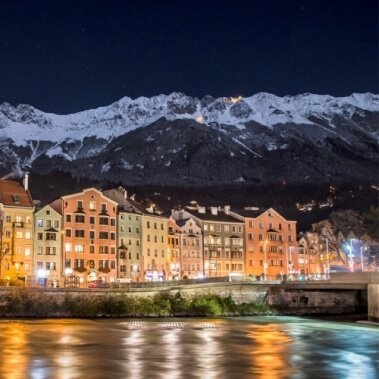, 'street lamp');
348,240,354,272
